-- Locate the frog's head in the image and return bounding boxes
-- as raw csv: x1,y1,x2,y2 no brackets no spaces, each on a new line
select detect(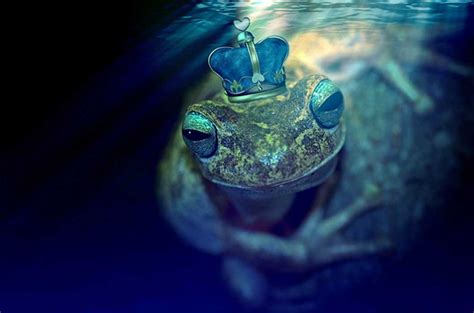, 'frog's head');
183,74,345,221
